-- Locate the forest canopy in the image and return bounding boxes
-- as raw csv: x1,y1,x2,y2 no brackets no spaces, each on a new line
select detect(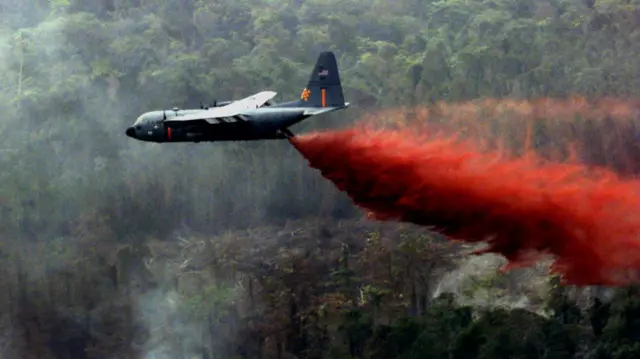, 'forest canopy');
2,0,640,358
